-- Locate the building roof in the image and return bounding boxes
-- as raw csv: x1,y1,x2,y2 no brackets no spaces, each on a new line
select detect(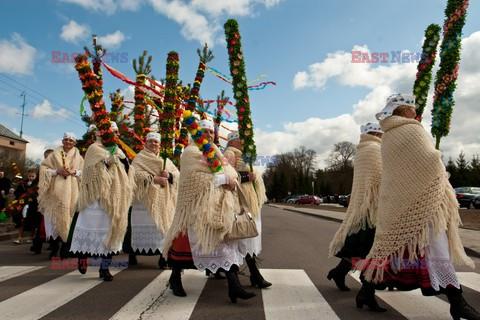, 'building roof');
0,123,29,143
